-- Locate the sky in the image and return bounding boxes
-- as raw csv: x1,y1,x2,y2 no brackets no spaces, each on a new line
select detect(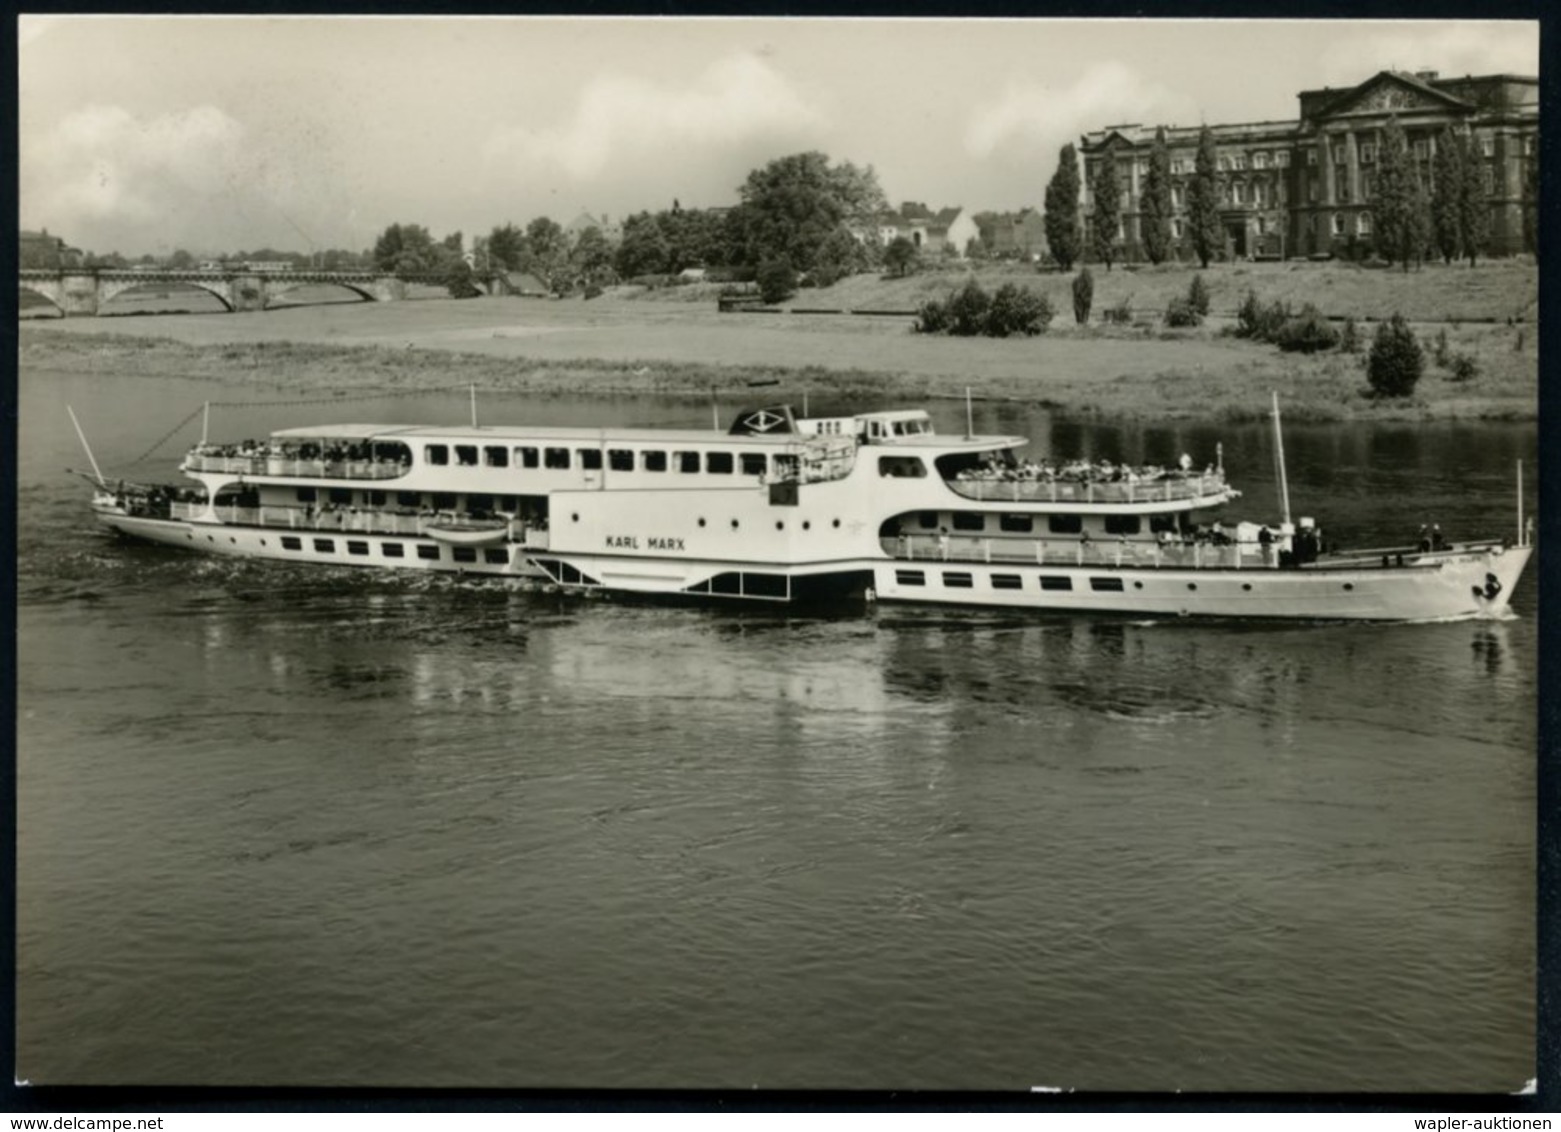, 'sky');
17,16,1541,258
